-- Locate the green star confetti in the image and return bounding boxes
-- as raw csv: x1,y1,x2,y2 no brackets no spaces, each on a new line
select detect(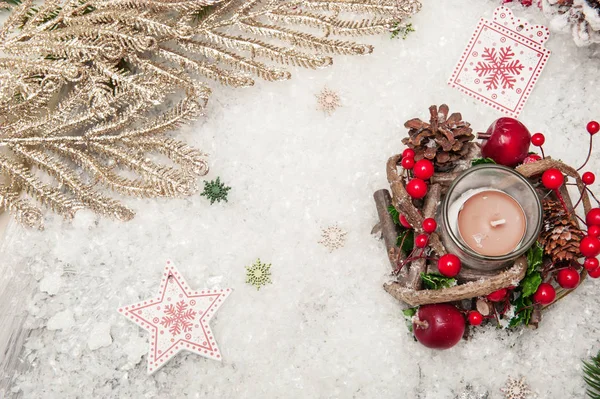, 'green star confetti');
390,22,415,39
245,259,272,290
200,177,231,204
